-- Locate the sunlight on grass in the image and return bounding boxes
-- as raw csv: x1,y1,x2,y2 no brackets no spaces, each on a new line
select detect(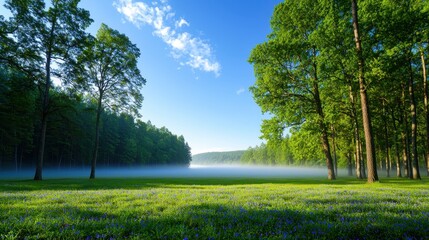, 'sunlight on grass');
0,178,428,239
